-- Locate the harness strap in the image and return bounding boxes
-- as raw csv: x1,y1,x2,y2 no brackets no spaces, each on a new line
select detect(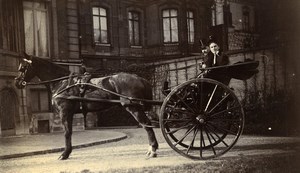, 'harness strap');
79,72,92,97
